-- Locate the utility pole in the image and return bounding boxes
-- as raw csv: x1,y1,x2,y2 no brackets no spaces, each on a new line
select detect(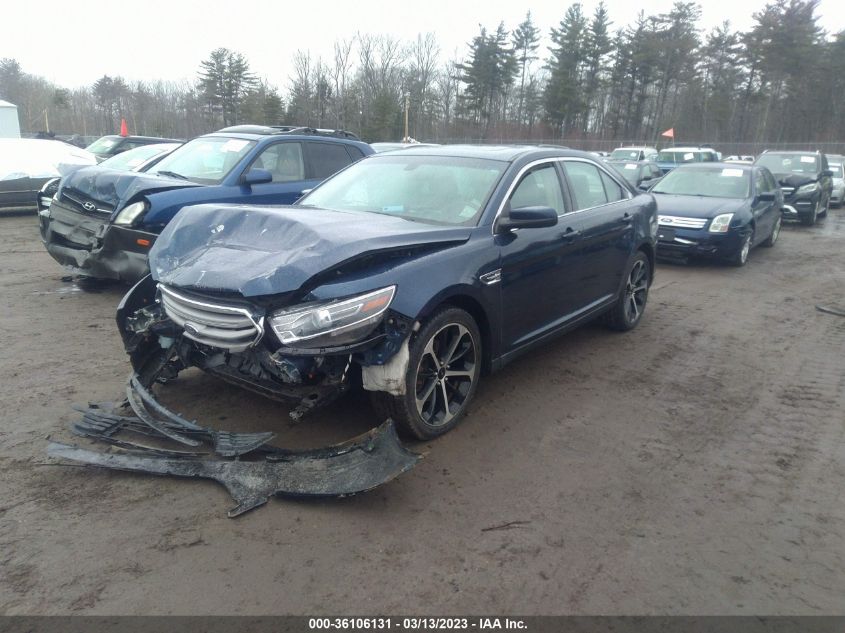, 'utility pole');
403,92,410,142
